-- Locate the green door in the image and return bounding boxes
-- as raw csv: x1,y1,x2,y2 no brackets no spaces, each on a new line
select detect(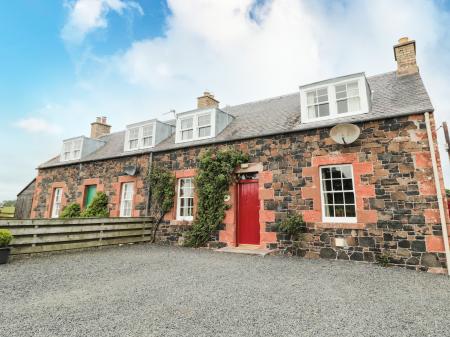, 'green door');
84,185,97,208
